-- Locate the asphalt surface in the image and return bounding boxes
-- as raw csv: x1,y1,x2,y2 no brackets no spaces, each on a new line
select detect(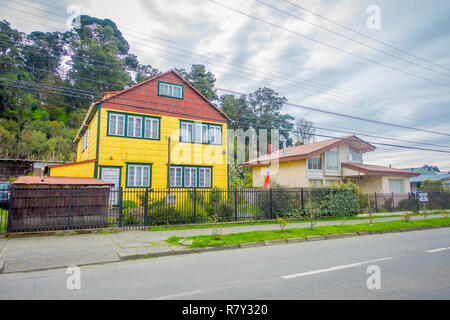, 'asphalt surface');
0,228,449,300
